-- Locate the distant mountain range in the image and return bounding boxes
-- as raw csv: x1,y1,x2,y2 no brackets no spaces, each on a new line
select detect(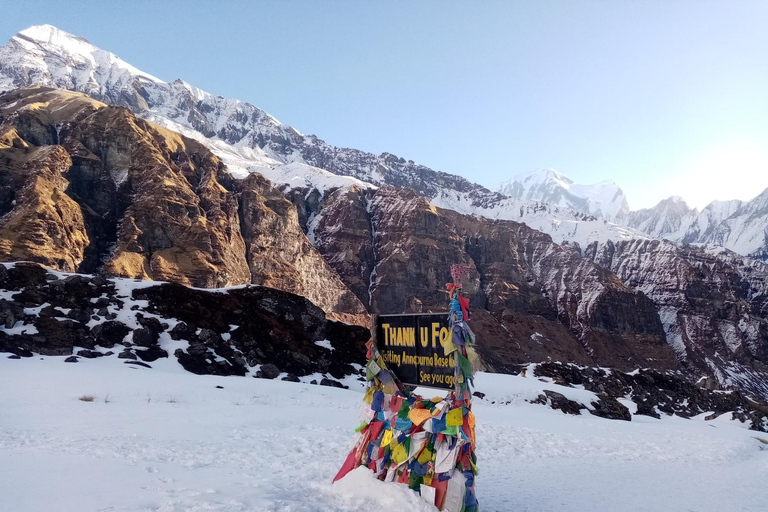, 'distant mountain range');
498,168,768,259
1,25,768,399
